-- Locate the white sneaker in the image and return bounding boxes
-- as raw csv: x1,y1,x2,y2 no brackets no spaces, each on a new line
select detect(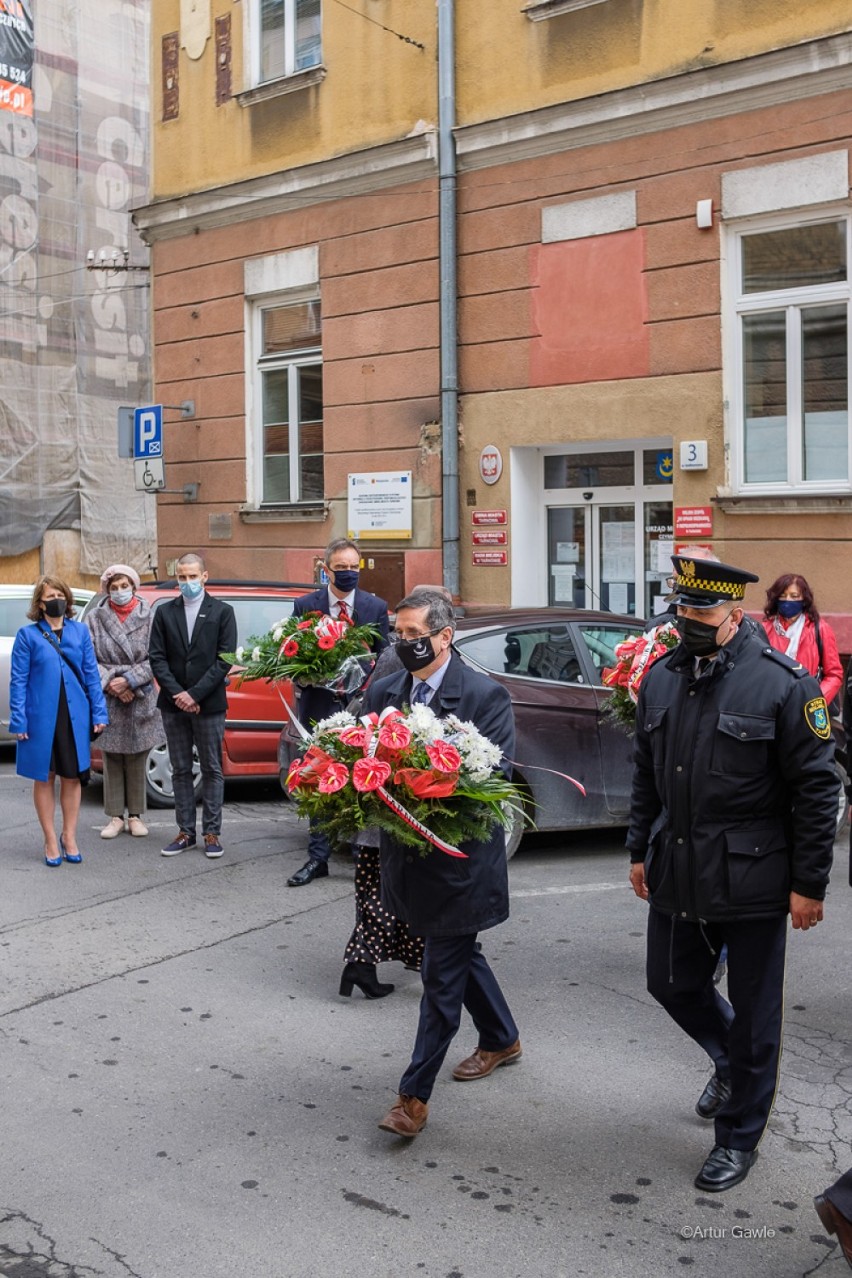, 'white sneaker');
127,816,148,837
100,816,125,839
